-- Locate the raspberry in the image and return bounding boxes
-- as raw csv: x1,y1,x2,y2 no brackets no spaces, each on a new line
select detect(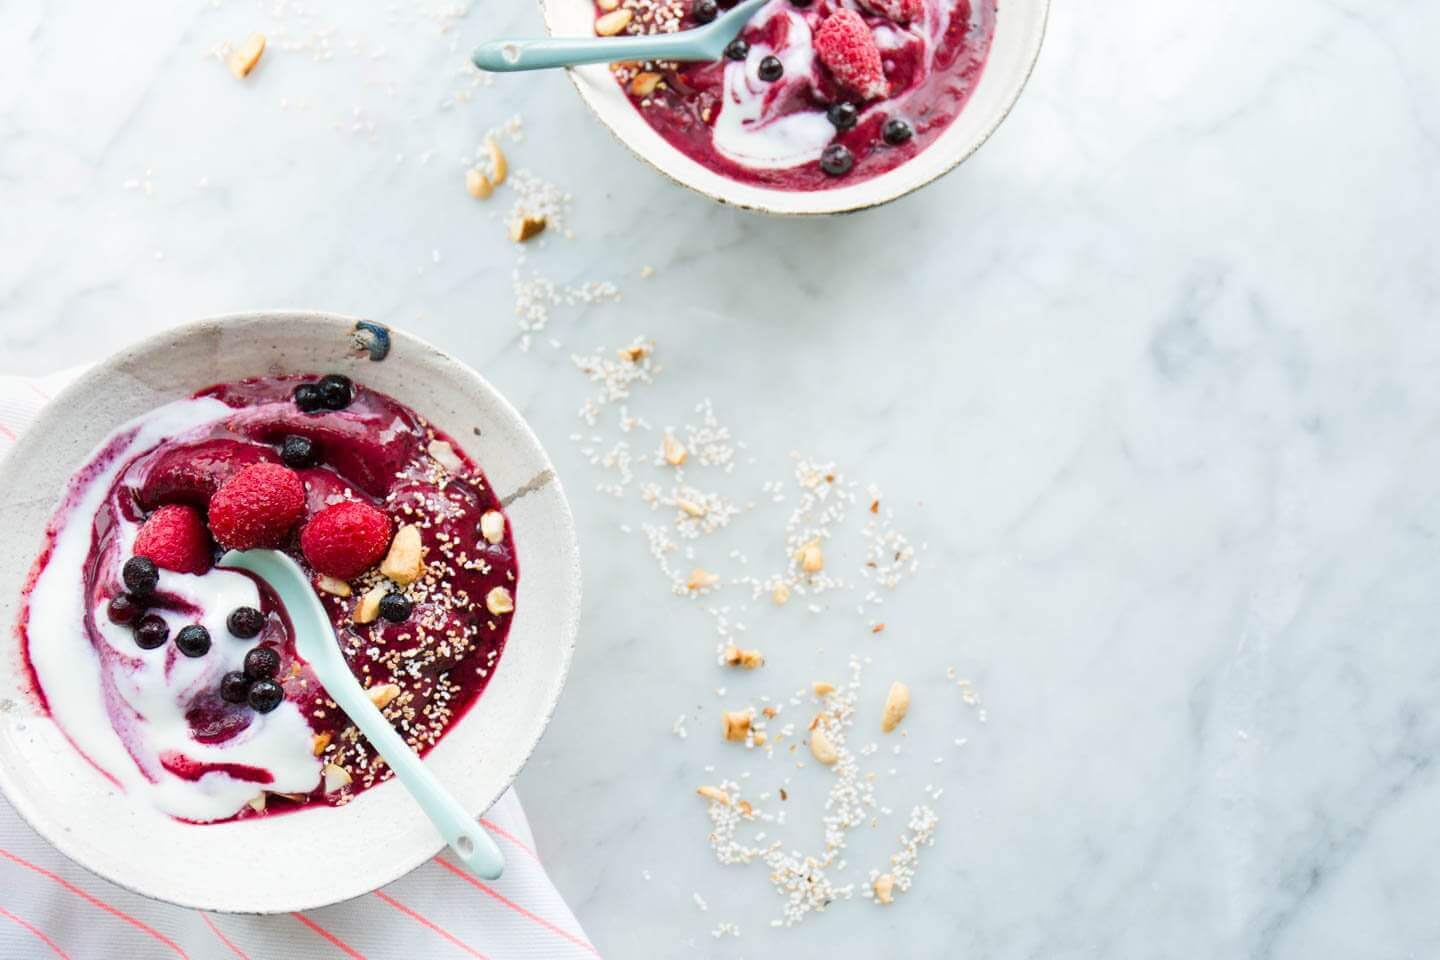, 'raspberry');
814,10,888,101
856,0,922,23
134,505,213,575
208,463,307,550
299,501,392,580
